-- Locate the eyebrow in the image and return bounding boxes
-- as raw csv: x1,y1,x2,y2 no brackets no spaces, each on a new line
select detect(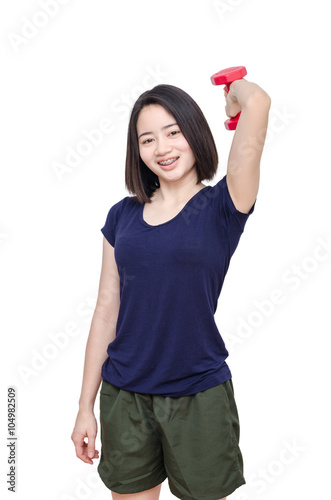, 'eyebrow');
138,122,178,140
